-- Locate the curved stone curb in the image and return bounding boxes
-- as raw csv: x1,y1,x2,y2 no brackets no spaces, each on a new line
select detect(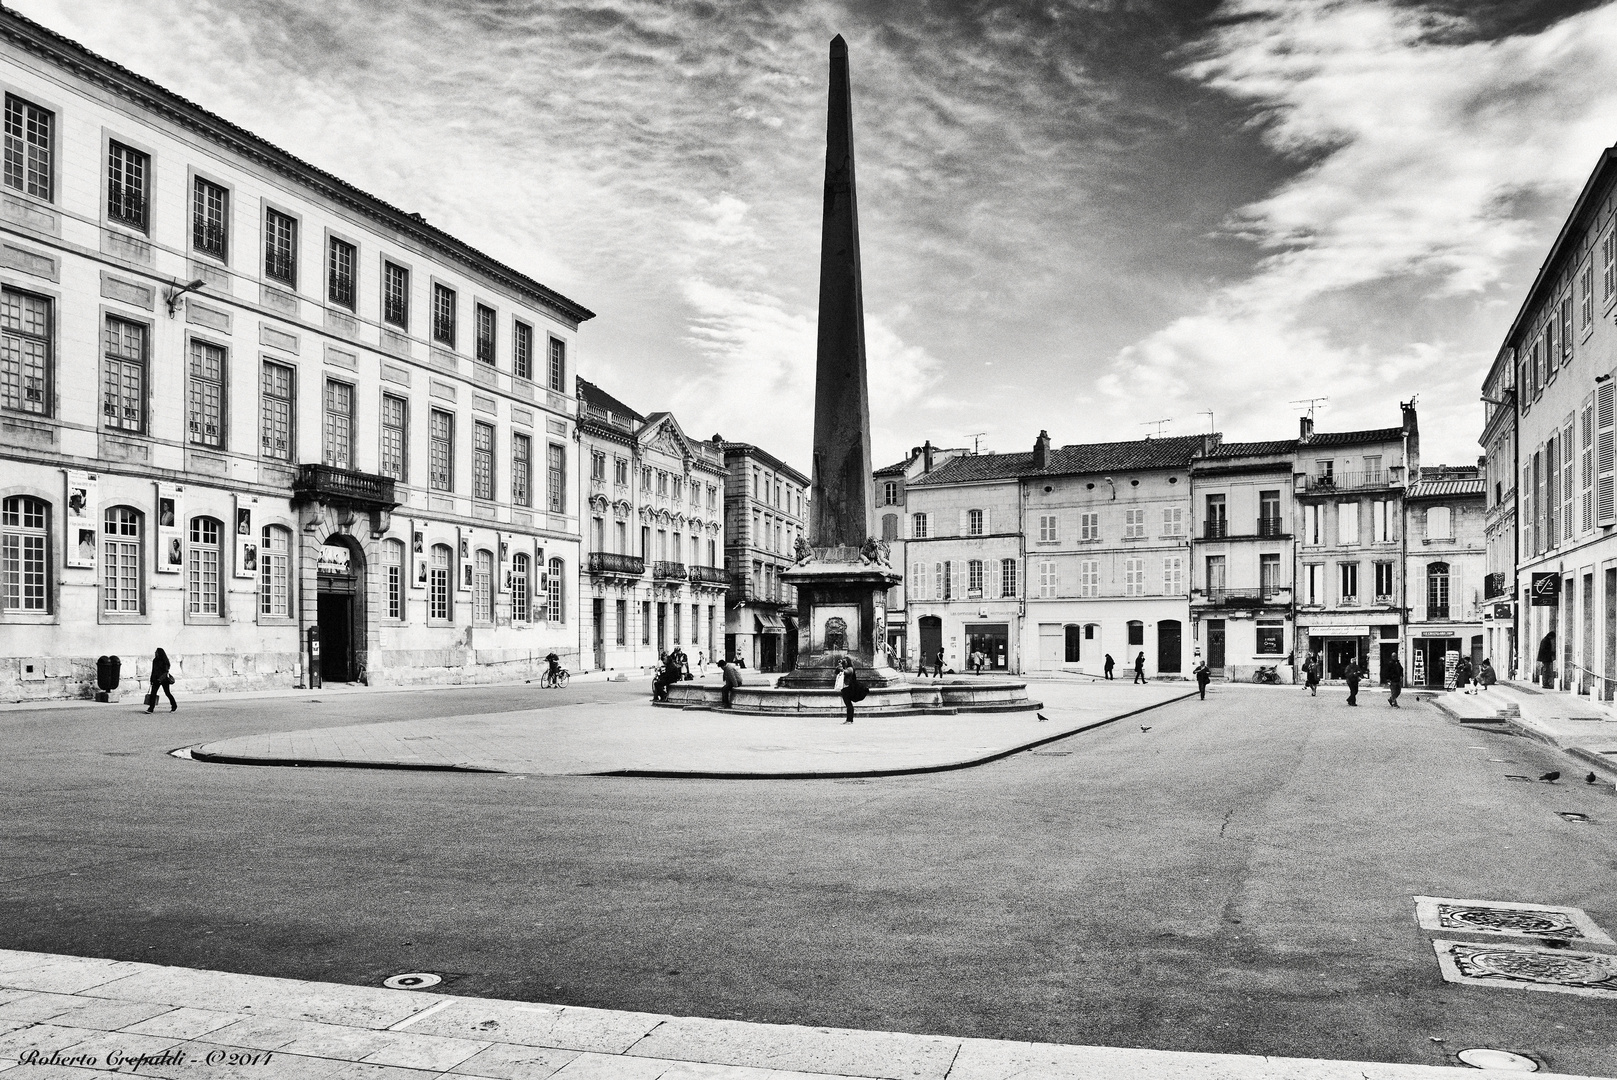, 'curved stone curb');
187,747,502,773
591,691,1198,779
